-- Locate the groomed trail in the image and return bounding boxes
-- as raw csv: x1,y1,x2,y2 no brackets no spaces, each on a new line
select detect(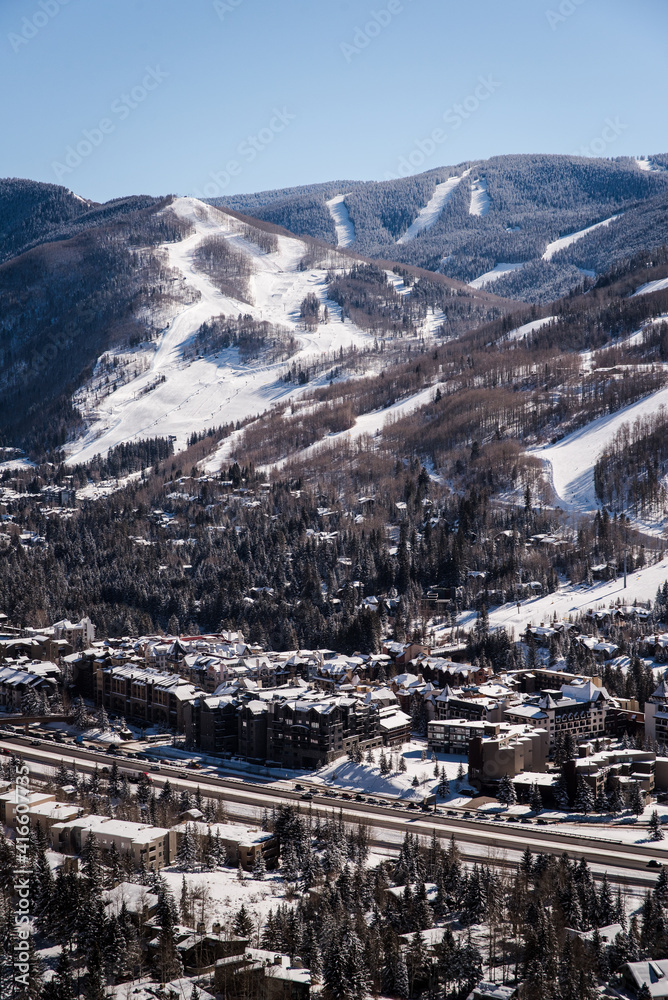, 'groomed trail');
66,198,372,465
